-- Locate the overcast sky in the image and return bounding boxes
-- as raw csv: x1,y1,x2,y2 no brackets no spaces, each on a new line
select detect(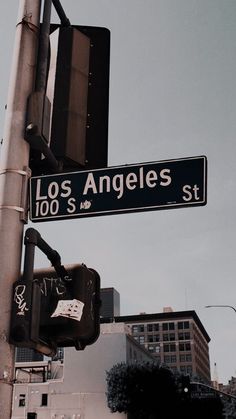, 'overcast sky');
1,0,236,384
